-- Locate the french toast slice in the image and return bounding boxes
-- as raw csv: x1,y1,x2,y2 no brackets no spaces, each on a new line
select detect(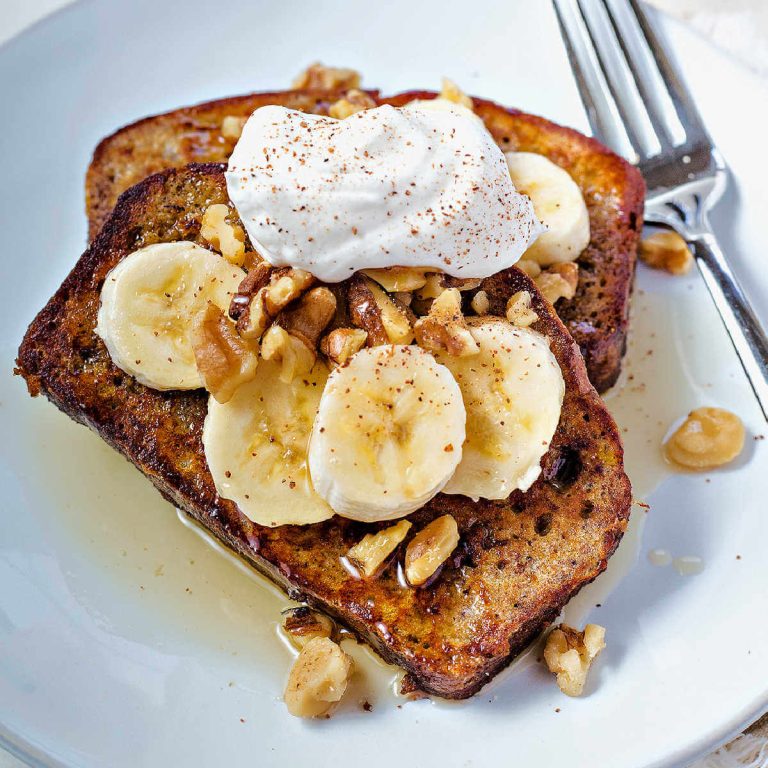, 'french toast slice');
85,88,644,392
18,164,631,700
